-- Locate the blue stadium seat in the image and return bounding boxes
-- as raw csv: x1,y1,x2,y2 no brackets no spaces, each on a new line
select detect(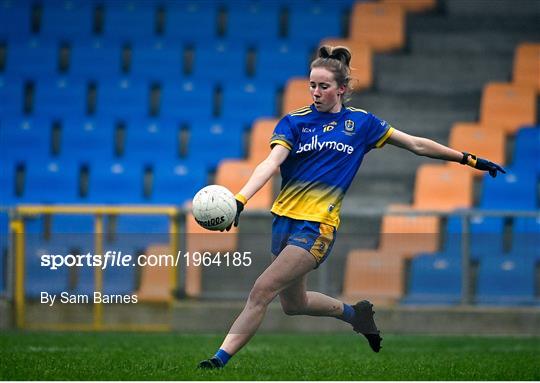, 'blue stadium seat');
188,119,244,170
480,169,537,210
25,238,70,298
60,116,115,162
0,77,25,115
151,161,207,204
0,0,32,40
1,116,51,162
513,126,540,174
130,40,184,80
22,160,80,204
512,217,540,261
69,39,123,79
40,0,94,40
87,161,144,203
96,77,150,118
443,214,504,260
192,40,247,82
476,255,536,305
162,1,218,43
287,2,342,46
123,118,179,165
160,79,213,120
33,77,87,117
221,81,277,124
255,41,310,86
402,254,462,304
101,1,156,41
225,2,280,44
5,39,58,77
